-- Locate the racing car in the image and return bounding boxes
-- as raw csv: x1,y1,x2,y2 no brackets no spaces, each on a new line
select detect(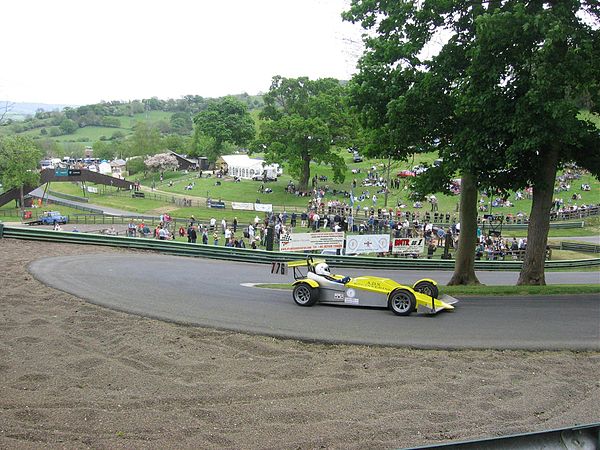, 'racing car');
281,257,457,316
